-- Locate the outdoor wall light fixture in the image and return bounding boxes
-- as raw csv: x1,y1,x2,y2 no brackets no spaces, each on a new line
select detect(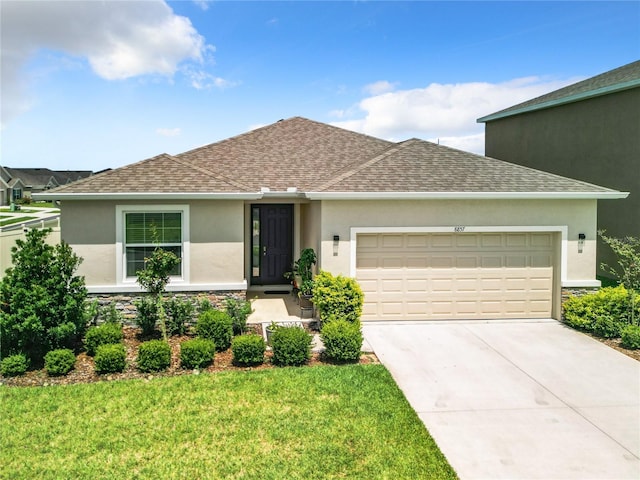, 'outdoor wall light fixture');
578,233,586,253
333,235,340,256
